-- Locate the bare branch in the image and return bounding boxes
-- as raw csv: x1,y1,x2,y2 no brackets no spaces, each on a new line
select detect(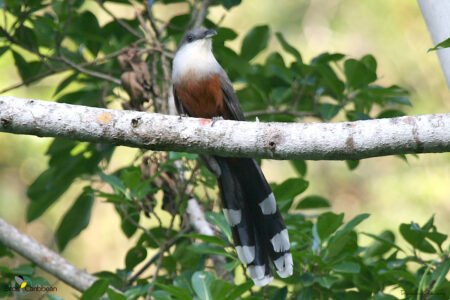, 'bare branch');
96,0,143,39
0,96,449,160
0,217,120,294
193,0,211,29
60,55,121,85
